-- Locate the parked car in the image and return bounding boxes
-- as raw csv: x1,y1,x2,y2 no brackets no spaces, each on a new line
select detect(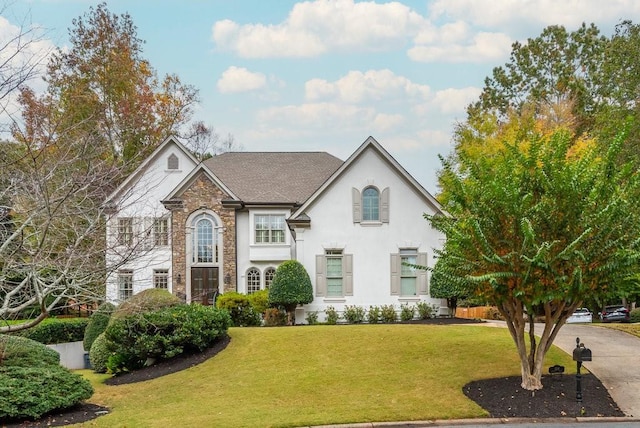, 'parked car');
567,308,593,324
600,305,630,323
